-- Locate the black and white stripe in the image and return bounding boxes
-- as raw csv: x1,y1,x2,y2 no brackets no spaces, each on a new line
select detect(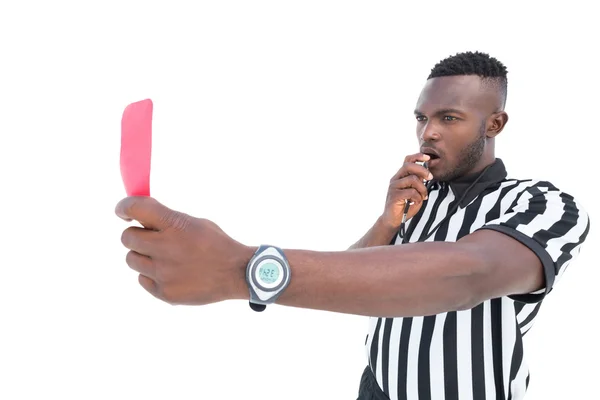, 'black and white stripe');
364,172,590,400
